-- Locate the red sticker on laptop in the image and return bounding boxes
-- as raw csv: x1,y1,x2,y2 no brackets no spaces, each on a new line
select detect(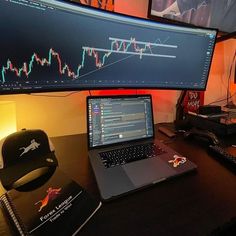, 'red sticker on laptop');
168,155,187,167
